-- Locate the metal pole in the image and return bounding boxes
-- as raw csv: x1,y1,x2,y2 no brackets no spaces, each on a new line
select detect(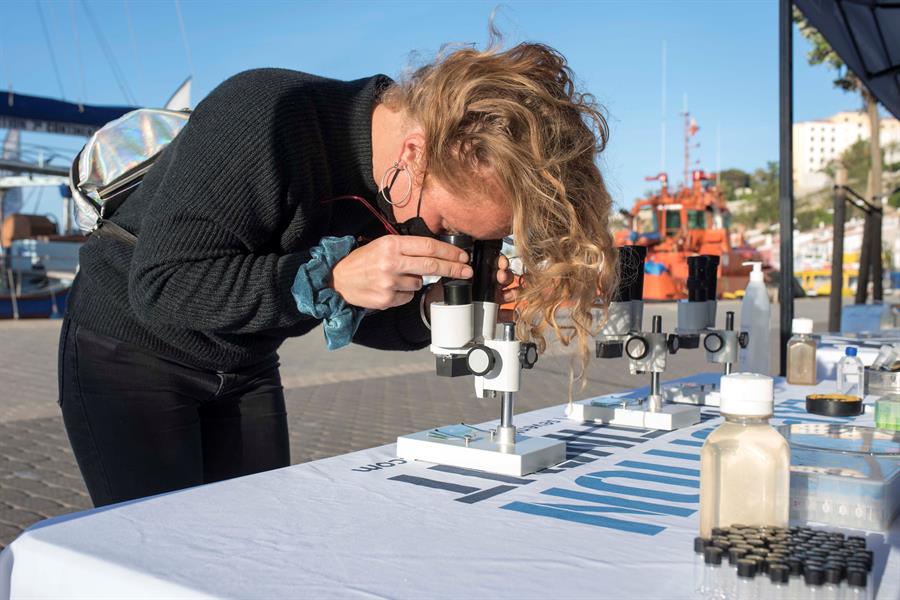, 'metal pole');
868,93,884,302
856,209,872,305
829,168,848,332
778,0,795,377
500,322,515,430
